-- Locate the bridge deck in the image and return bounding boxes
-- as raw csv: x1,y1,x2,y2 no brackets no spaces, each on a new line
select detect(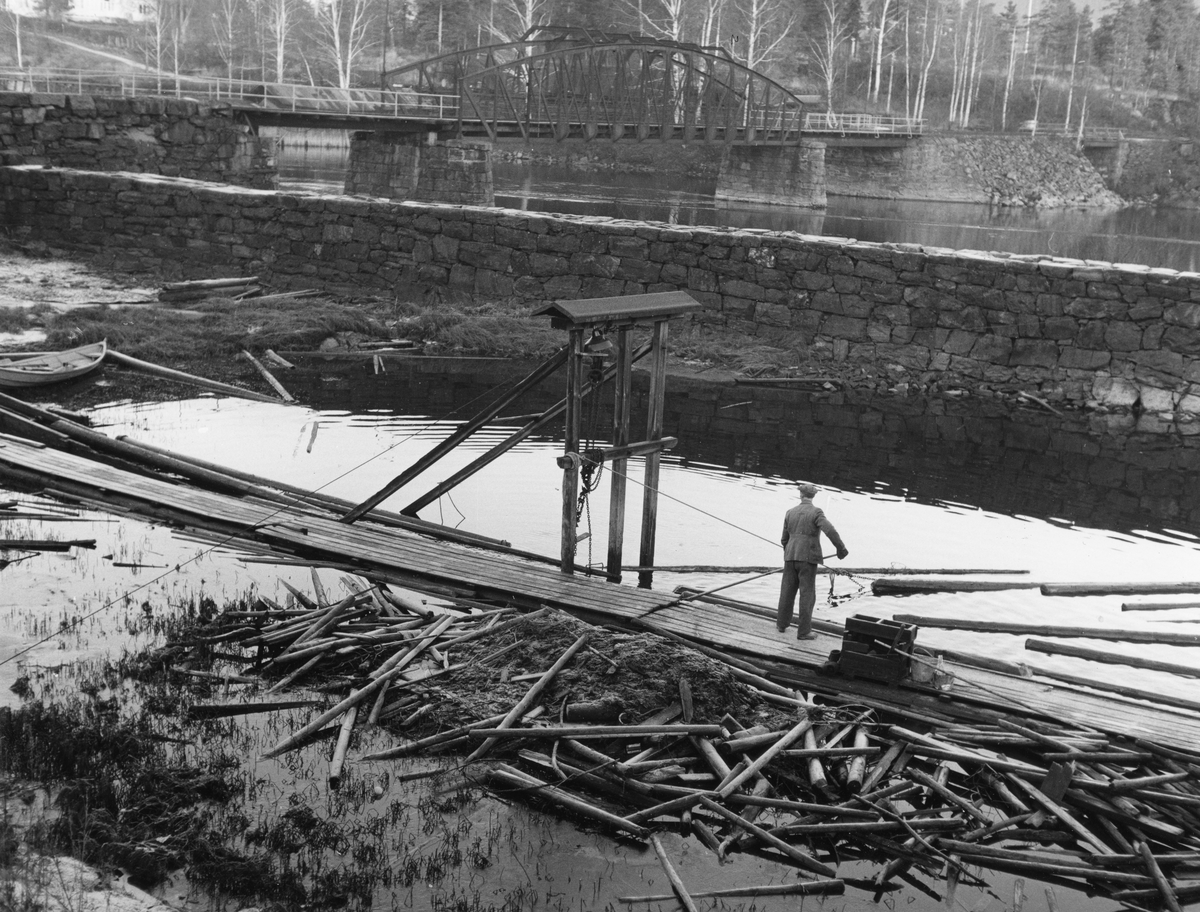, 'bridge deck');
2,434,1197,751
